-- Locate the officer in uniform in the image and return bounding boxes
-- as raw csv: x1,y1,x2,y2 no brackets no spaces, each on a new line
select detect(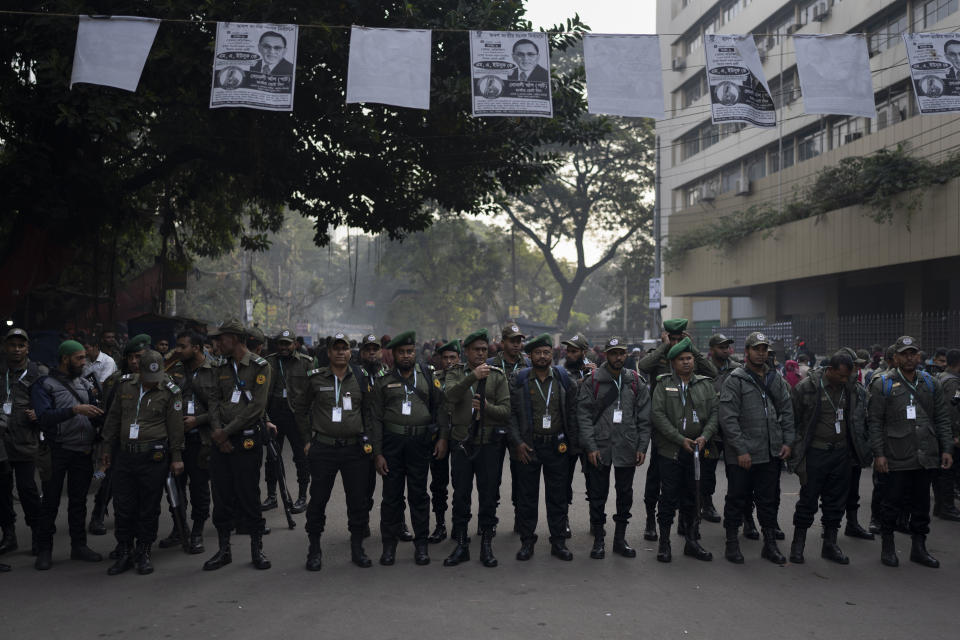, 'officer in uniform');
868,336,953,568
577,337,651,560
936,349,960,521
701,333,739,524
246,326,267,356
442,329,511,568
101,350,184,574
508,334,577,561
834,347,876,540
787,351,872,565
427,339,460,544
651,337,718,562
719,331,794,565
370,331,445,566
558,333,596,538
292,332,374,571
0,328,47,557
263,329,314,514
638,319,717,542
203,319,272,571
